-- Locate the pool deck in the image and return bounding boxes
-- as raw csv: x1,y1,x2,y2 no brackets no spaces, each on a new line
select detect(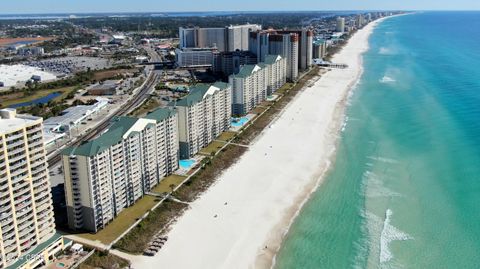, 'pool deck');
175,156,204,176
229,114,255,132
